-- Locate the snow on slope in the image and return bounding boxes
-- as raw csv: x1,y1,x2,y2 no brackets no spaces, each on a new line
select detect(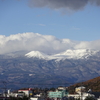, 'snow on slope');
25,49,99,60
